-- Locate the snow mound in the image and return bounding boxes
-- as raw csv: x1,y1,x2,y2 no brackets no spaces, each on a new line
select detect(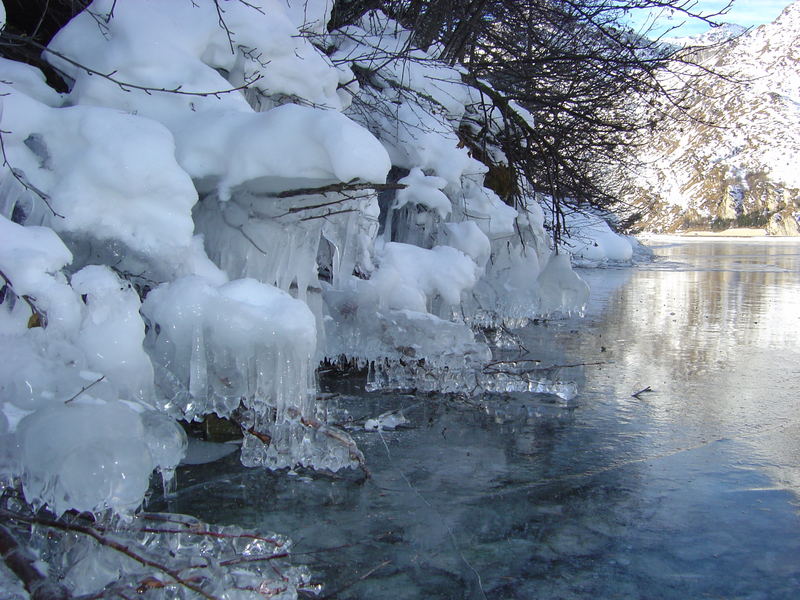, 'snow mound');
0,85,198,277
174,104,390,199
563,212,634,265
48,0,344,118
